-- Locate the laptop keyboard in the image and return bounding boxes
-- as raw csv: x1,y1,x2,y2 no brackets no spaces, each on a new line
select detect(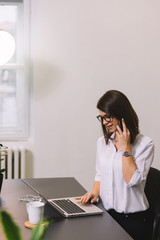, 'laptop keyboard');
51,199,86,214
